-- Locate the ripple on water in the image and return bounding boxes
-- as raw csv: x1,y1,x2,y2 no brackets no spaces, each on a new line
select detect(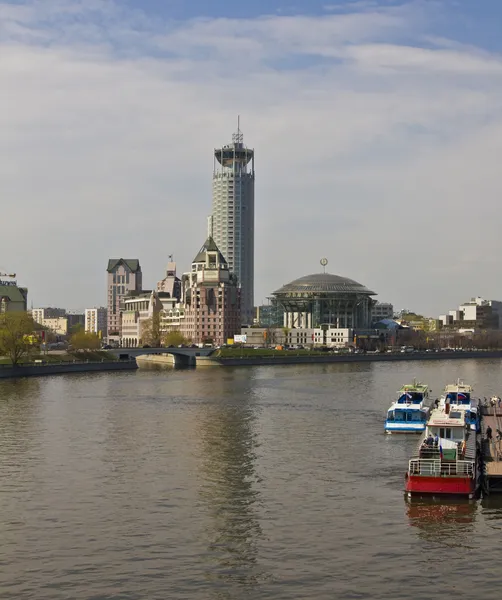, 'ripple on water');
1,363,502,598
